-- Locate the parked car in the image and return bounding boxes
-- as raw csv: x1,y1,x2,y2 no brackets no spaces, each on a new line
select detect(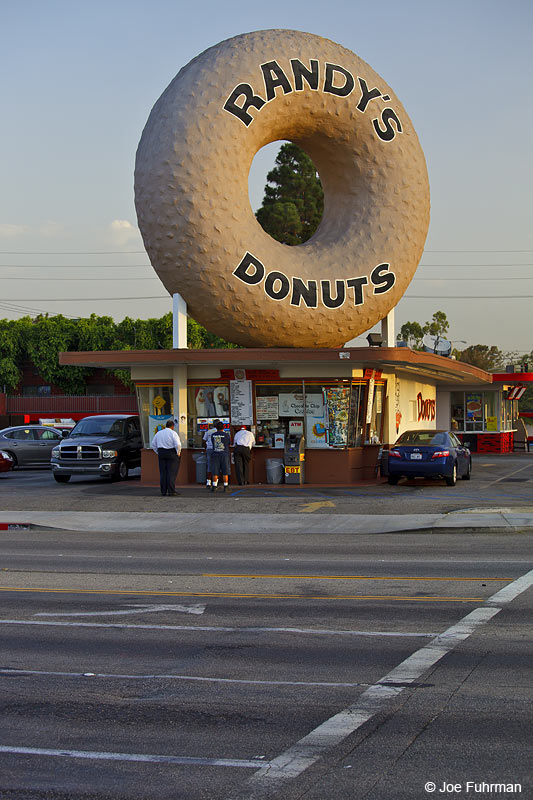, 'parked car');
0,425,65,467
50,414,142,483
388,429,471,486
0,450,14,472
